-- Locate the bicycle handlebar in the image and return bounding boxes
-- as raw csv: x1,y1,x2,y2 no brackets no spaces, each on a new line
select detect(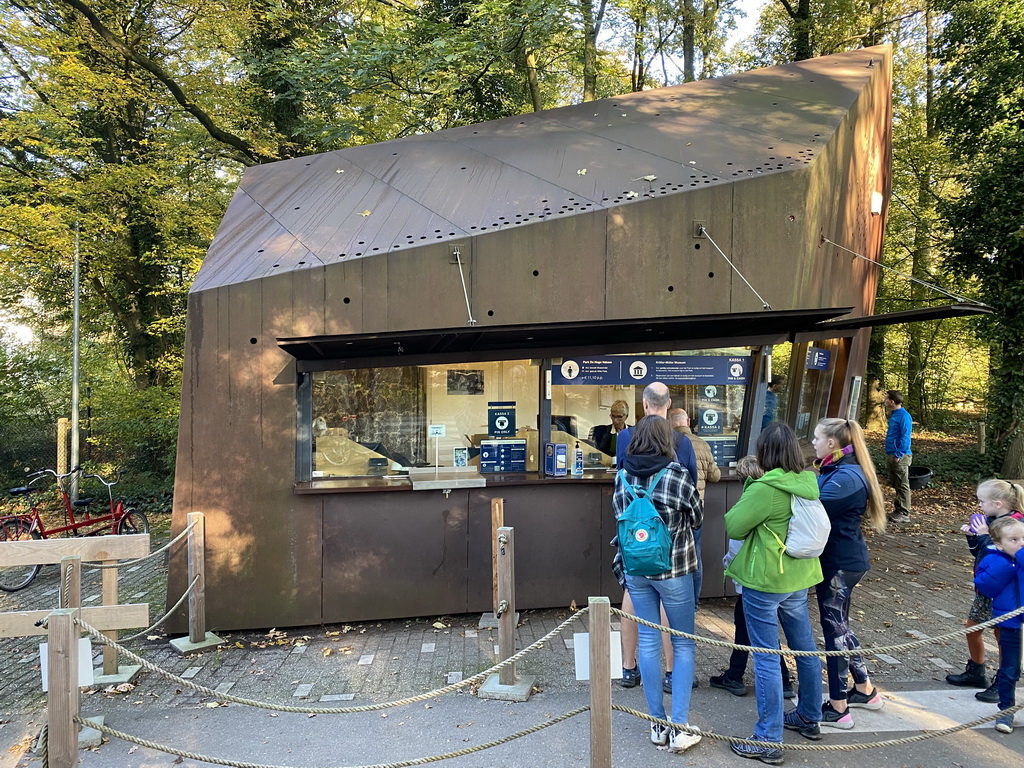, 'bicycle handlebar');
82,472,121,488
